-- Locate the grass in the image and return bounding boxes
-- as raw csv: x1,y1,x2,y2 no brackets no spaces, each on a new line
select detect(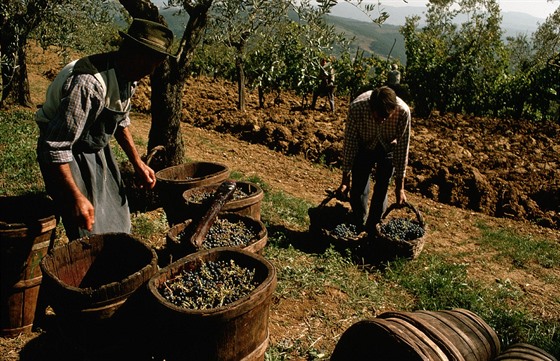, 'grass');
1,109,559,359
477,221,560,270
0,110,45,196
